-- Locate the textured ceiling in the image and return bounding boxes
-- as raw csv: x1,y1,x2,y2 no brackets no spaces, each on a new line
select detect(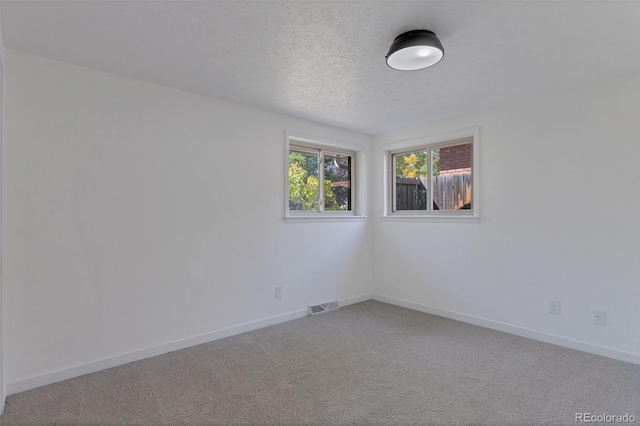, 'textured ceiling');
2,1,639,135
